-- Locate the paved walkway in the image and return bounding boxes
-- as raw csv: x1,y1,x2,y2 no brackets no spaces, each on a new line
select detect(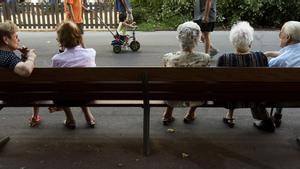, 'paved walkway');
0,31,299,169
